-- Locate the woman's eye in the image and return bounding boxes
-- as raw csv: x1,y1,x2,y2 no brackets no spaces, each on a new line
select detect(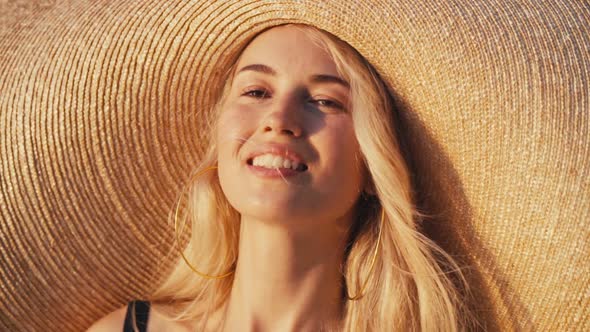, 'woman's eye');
242,88,270,99
310,98,345,110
